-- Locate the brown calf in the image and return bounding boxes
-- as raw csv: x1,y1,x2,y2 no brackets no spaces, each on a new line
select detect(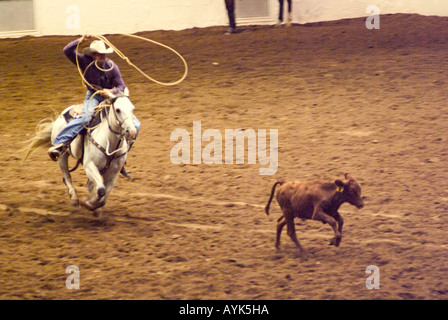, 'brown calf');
265,173,364,255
